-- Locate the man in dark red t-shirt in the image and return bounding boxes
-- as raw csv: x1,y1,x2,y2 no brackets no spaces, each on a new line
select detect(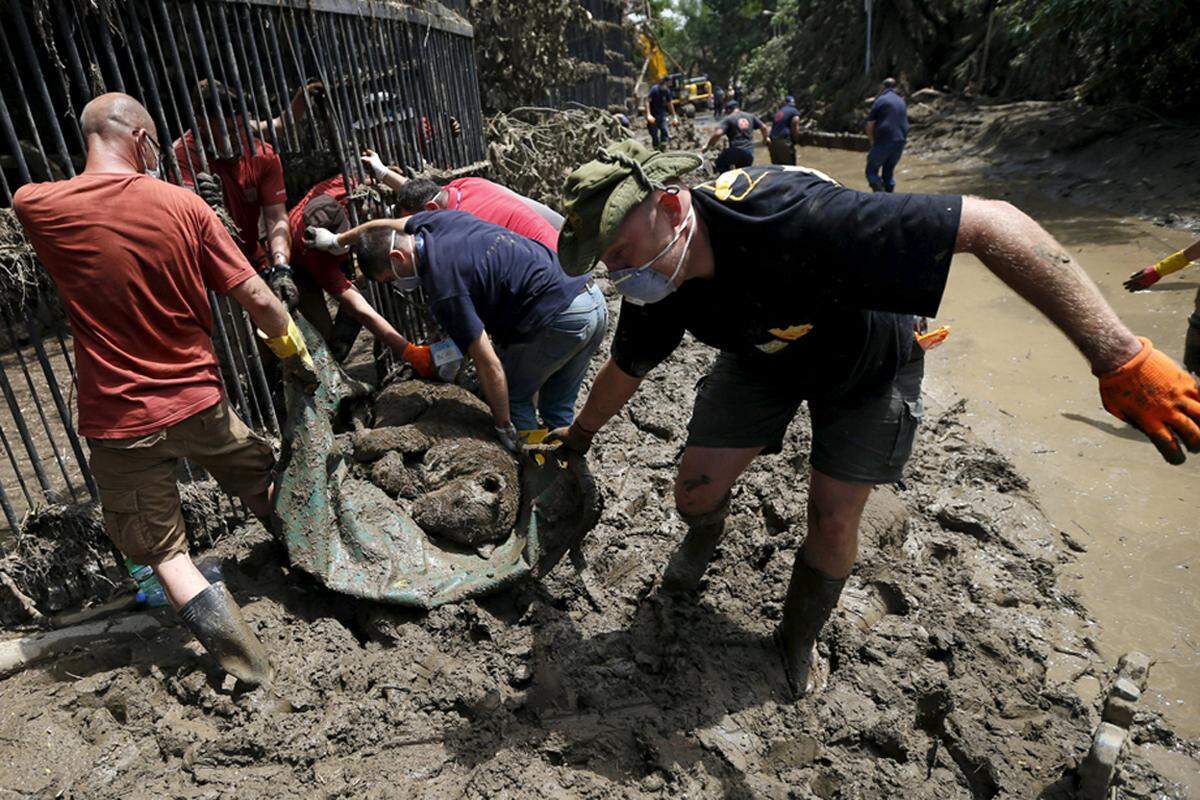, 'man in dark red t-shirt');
14,93,316,687
286,174,436,374
173,80,320,308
